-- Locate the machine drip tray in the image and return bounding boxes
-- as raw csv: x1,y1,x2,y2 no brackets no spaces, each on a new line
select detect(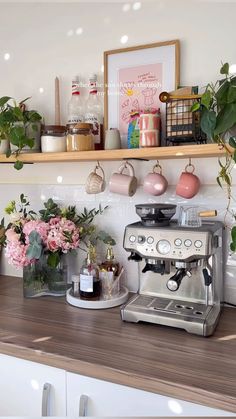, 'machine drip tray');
128,294,211,318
